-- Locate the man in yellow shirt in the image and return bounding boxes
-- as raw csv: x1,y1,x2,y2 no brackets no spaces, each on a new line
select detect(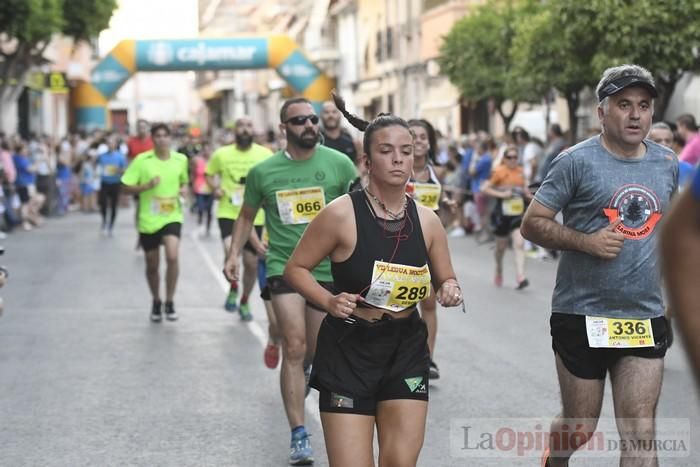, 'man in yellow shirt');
206,117,272,320
121,124,189,322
